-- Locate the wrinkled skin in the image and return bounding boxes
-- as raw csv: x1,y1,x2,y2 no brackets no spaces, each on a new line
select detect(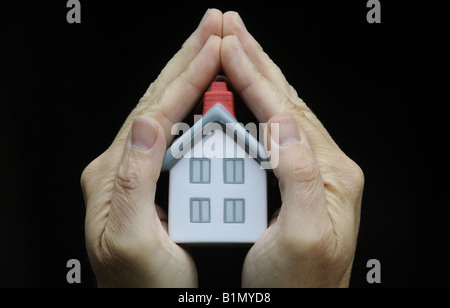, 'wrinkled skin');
81,9,364,288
